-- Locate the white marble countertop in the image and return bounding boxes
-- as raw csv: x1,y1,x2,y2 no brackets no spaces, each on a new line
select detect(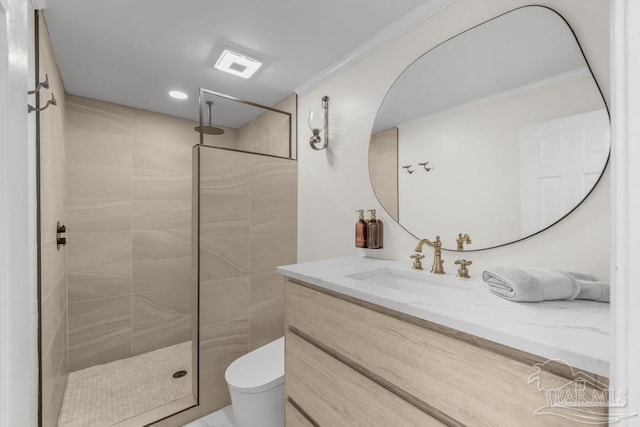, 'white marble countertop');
277,256,610,377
